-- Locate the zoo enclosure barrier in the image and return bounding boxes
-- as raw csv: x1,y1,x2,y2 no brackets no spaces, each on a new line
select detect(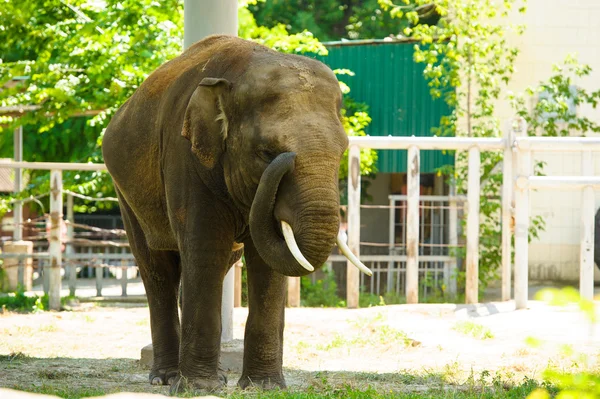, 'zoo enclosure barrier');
1,118,599,311
339,118,600,309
